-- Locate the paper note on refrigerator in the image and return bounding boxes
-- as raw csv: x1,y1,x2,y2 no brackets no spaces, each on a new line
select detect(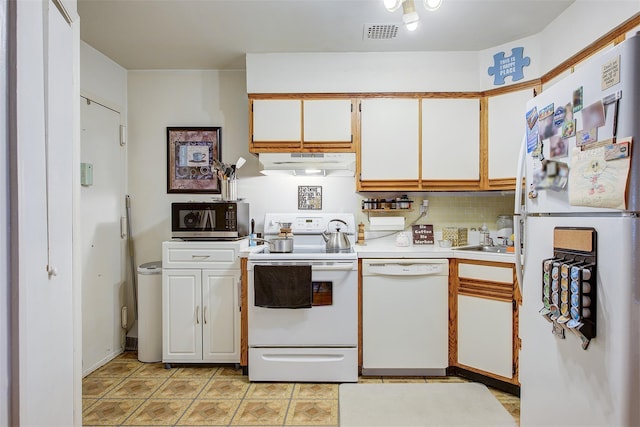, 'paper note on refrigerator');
568,146,630,209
